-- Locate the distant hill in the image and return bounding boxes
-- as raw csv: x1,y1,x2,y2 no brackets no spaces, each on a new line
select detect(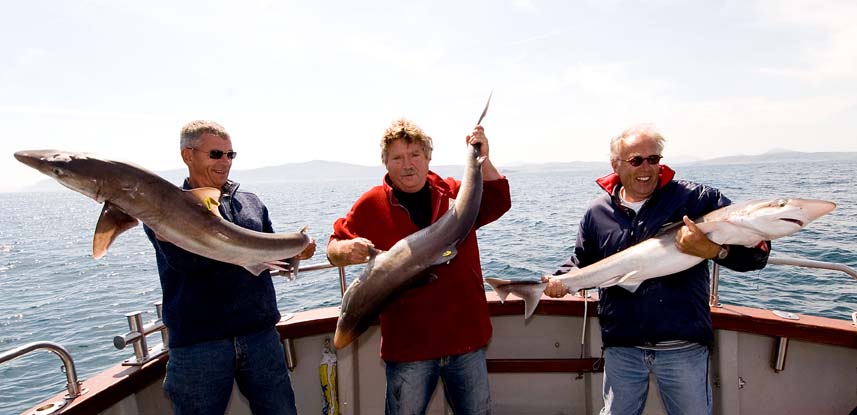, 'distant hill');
16,151,857,192
678,150,857,166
